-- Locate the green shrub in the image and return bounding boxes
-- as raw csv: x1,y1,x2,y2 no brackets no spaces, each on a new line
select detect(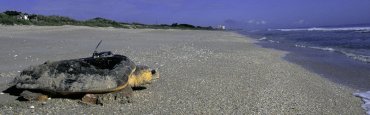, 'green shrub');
178,24,195,28
0,18,14,25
